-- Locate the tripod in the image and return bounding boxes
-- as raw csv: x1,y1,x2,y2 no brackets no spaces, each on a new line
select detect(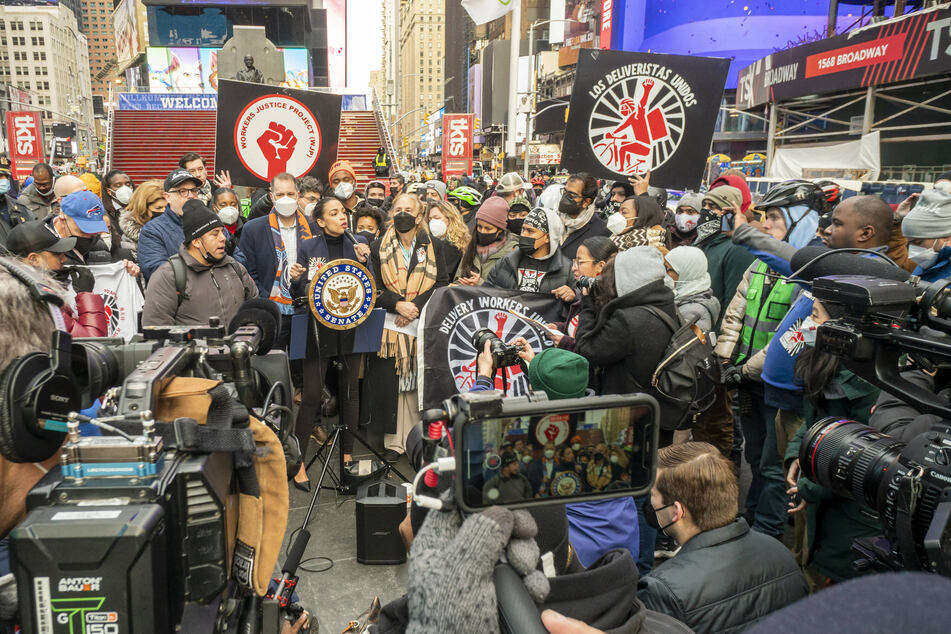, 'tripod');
303,330,409,496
